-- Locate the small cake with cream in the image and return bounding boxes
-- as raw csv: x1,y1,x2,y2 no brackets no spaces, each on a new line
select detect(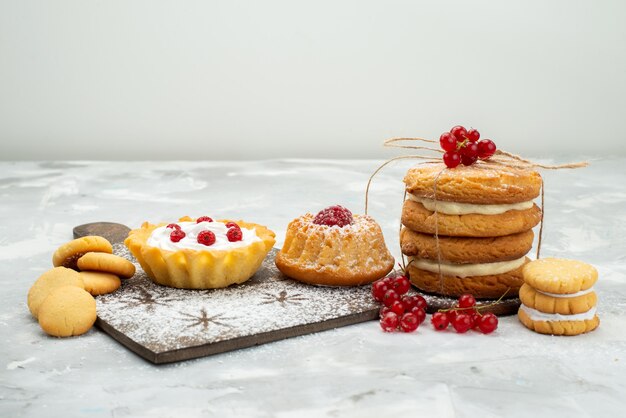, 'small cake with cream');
125,216,275,289
401,163,542,299
518,258,599,335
